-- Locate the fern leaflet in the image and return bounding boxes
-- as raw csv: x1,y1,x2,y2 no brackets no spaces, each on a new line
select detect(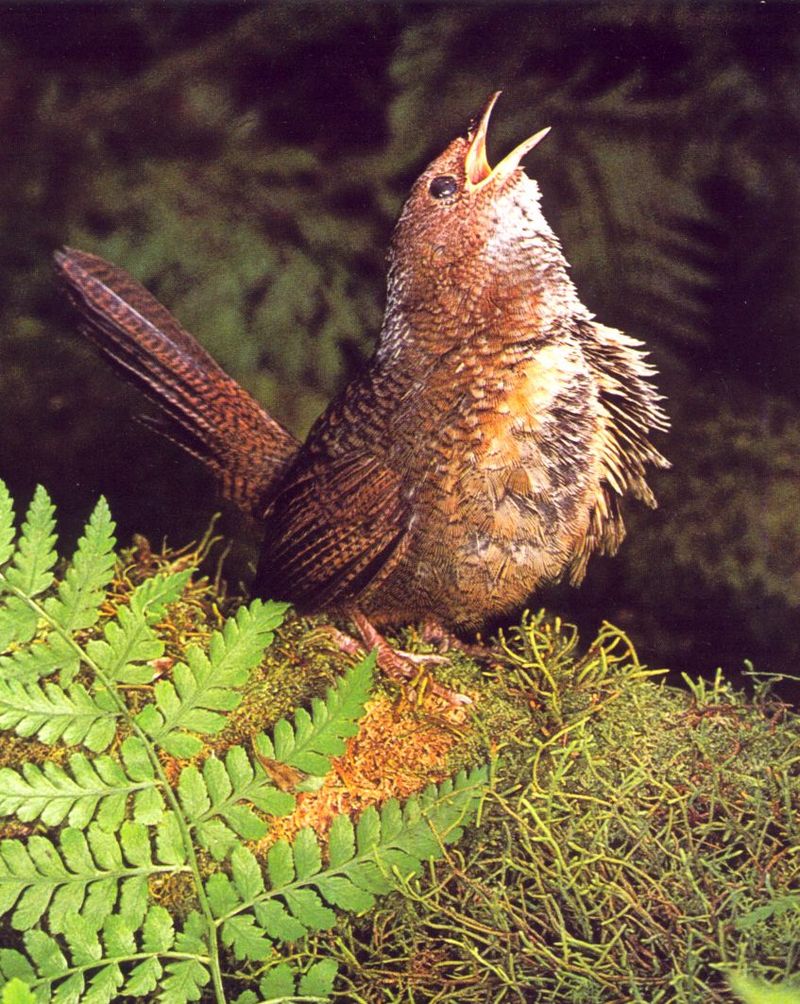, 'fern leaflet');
85,570,192,685
0,487,58,652
0,680,118,751
205,766,488,962
178,748,294,861
0,822,189,936
136,600,288,757
42,498,116,636
0,751,159,829
2,486,57,600
257,651,375,777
